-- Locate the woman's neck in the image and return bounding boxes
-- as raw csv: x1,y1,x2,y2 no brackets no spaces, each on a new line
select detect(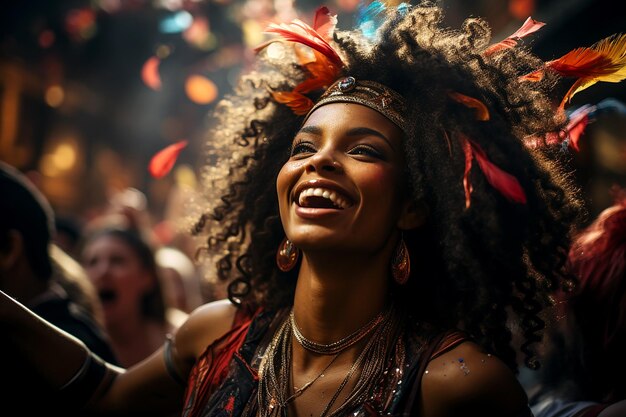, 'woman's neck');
292,250,391,346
